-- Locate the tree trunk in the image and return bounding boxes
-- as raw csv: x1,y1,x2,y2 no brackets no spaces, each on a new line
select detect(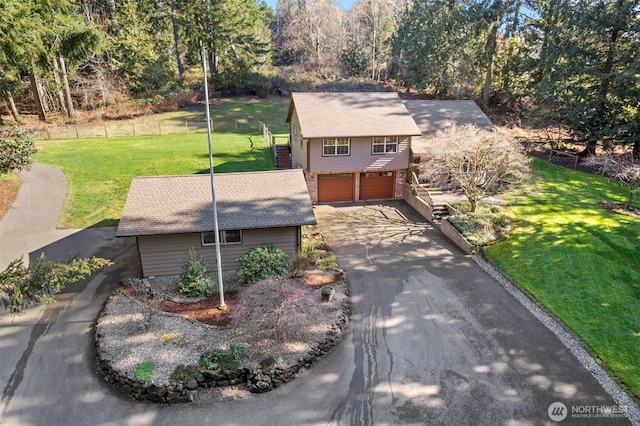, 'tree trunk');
593,27,619,150
59,55,76,118
469,198,477,212
52,55,68,114
170,0,185,80
4,91,20,122
482,23,498,108
28,65,47,122
625,187,635,210
107,0,120,37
